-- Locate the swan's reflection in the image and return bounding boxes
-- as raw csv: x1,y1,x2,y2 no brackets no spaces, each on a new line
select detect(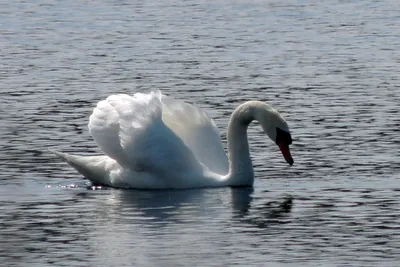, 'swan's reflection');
230,187,254,215
79,186,293,230
231,188,294,229
70,185,294,264
84,187,224,227
116,188,209,223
